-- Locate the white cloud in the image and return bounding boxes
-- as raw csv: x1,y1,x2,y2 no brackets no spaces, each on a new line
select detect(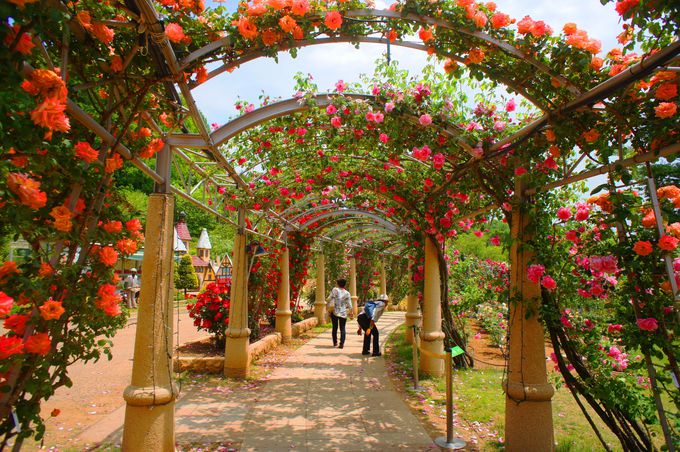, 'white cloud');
194,0,624,124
